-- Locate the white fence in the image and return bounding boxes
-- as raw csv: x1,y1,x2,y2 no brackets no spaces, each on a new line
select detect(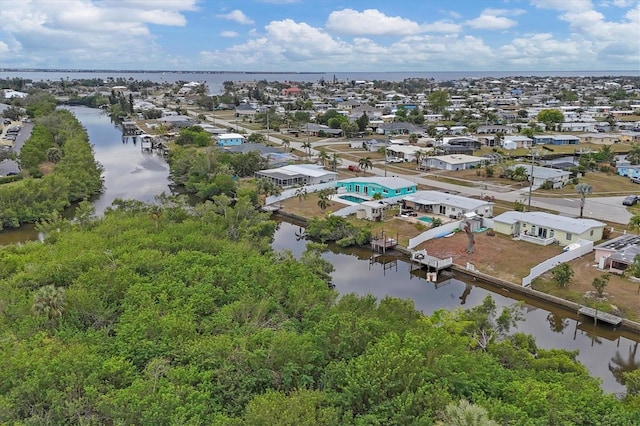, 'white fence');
265,182,336,205
521,239,594,287
408,221,462,249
